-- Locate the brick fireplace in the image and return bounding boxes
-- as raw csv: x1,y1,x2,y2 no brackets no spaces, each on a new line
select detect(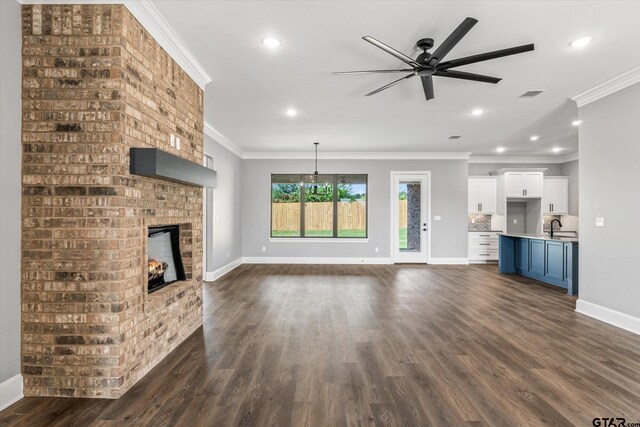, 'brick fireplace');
21,4,204,398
